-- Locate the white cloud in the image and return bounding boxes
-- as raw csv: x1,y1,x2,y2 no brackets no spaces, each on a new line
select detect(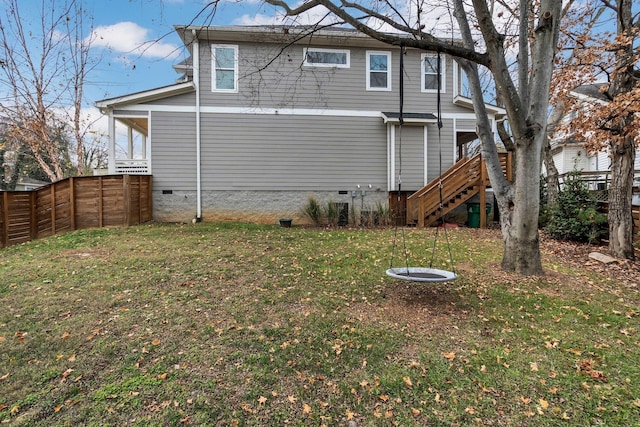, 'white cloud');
232,4,341,27
89,21,180,61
